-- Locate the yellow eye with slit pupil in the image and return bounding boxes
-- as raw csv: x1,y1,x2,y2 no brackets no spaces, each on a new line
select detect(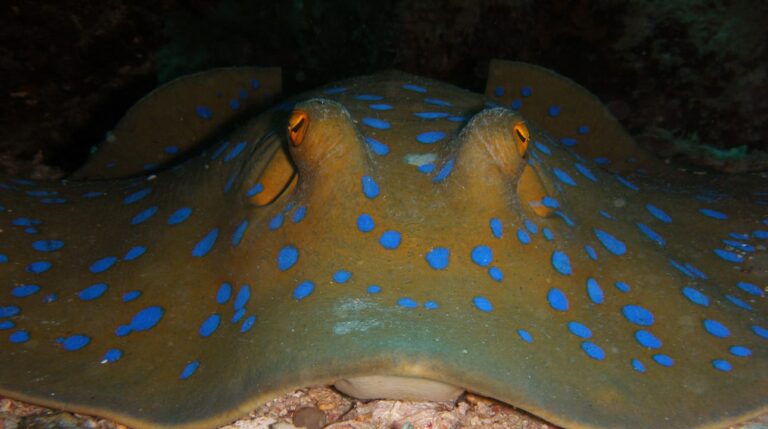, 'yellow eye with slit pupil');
513,123,530,157
288,110,309,146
